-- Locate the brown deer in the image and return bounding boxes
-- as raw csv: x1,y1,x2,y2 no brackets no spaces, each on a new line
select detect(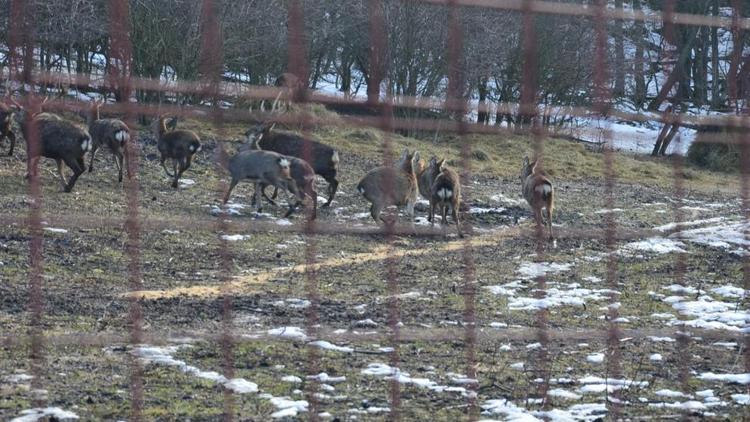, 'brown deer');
520,156,555,240
152,115,201,188
0,99,17,156
87,99,131,182
13,96,92,192
357,148,420,226
428,159,462,237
